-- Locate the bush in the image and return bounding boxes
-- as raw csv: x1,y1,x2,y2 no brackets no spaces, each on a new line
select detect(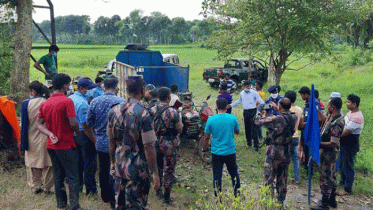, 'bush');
193,185,288,210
